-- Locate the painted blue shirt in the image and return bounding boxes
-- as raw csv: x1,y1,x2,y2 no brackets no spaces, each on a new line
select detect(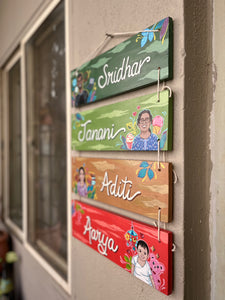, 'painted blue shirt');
132,133,158,151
